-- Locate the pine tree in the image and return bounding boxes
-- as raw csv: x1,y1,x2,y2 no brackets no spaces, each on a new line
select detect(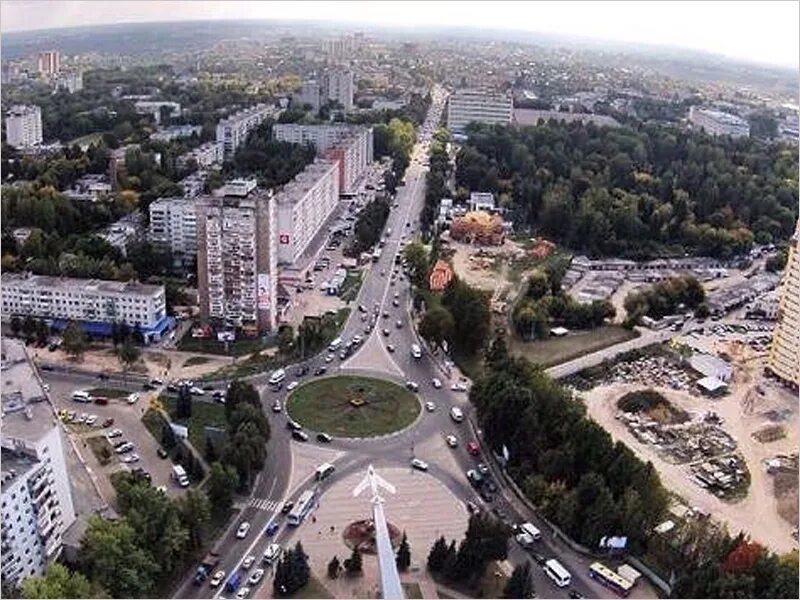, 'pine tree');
273,556,288,596
503,562,535,599
344,547,362,575
396,531,411,571
327,555,341,579
427,536,449,572
204,436,217,462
